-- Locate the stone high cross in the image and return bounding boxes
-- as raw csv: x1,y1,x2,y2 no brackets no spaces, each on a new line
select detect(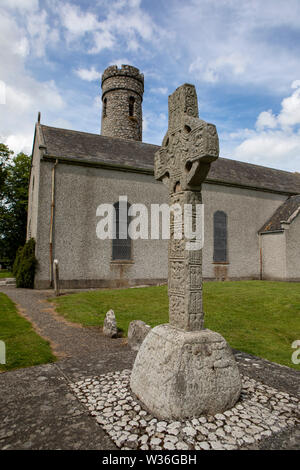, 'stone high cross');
132,84,240,420
154,84,219,331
